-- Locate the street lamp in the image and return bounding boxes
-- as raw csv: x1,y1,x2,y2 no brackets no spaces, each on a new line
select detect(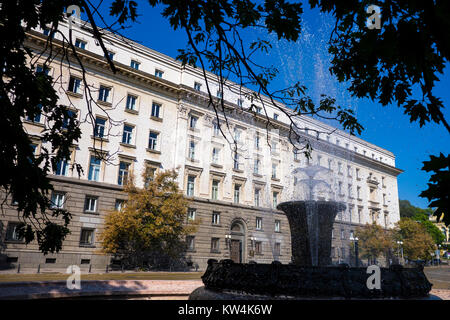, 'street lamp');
350,235,359,267
396,240,403,264
225,234,231,249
